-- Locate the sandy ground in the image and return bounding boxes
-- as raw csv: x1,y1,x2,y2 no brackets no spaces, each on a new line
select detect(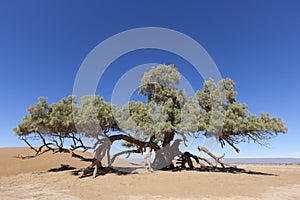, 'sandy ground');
0,147,300,200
